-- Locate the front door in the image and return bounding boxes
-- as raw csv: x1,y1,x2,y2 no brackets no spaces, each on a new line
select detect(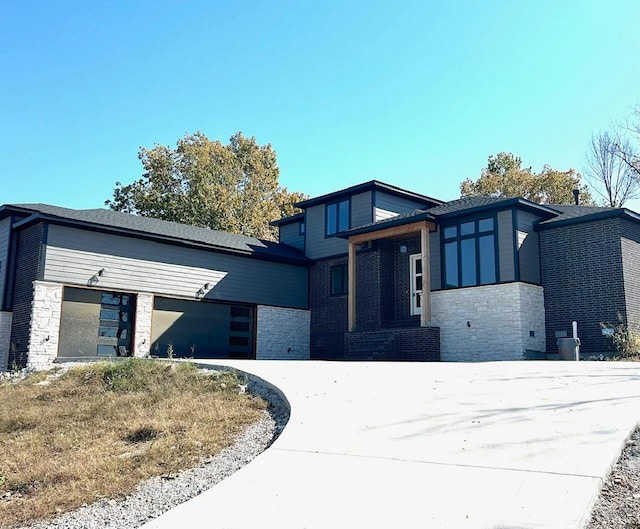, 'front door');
410,254,423,316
